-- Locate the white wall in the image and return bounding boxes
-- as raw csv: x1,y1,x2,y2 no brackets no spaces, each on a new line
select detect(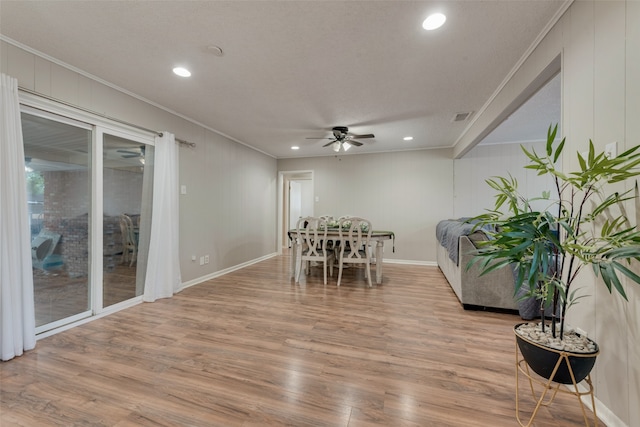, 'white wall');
454,140,552,217
454,2,640,425
278,149,454,264
178,129,277,281
278,145,544,265
1,39,278,286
